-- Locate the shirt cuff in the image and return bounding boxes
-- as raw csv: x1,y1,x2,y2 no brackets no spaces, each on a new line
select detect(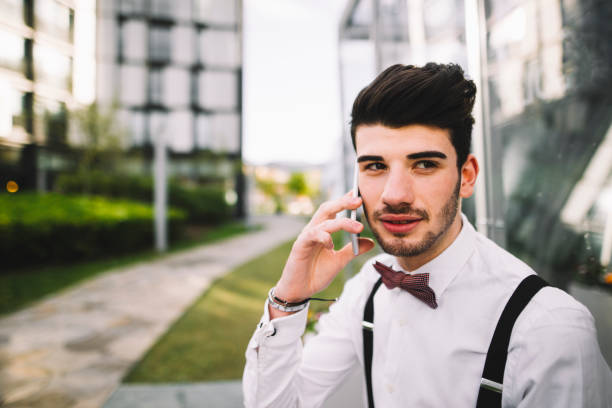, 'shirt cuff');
248,299,309,348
